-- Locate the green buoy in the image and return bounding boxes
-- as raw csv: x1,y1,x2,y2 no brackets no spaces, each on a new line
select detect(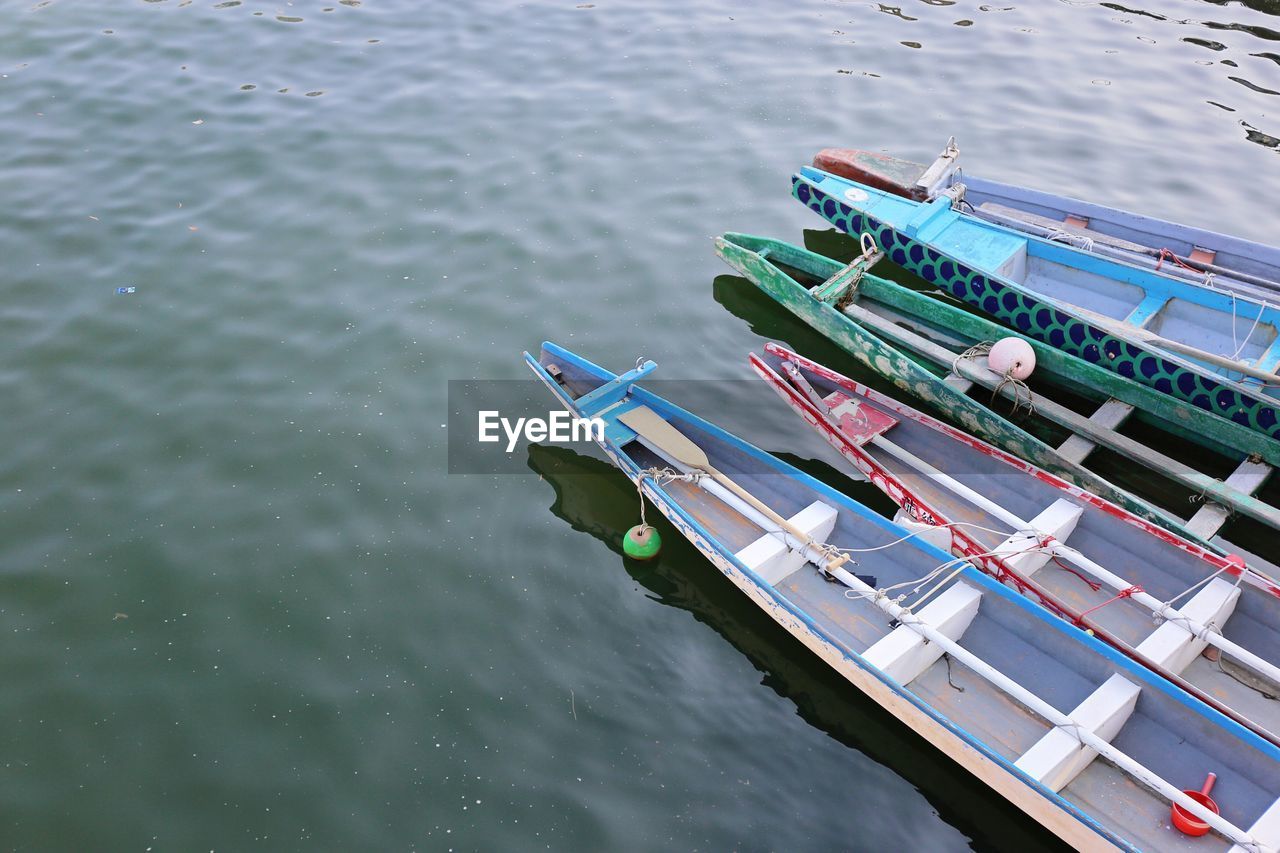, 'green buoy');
623,524,661,560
